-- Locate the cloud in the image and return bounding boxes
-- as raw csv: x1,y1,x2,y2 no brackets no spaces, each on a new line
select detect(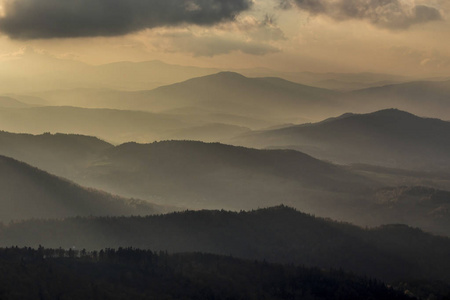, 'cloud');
218,14,286,41
149,29,280,57
282,0,442,30
0,0,252,39
142,14,285,57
